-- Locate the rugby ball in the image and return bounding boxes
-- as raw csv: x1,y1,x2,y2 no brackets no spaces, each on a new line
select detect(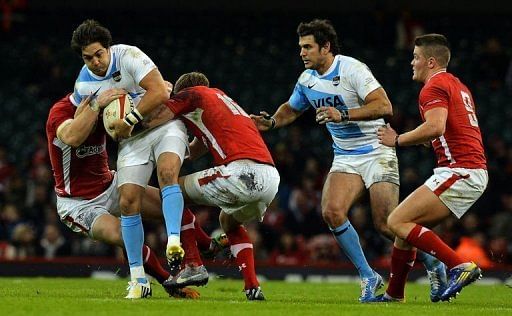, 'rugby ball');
102,94,135,139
